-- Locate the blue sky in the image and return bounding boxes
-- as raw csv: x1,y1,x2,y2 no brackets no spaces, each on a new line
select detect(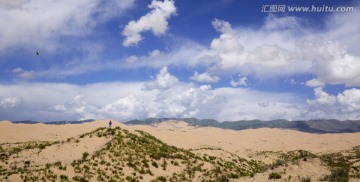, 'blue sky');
0,0,359,122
